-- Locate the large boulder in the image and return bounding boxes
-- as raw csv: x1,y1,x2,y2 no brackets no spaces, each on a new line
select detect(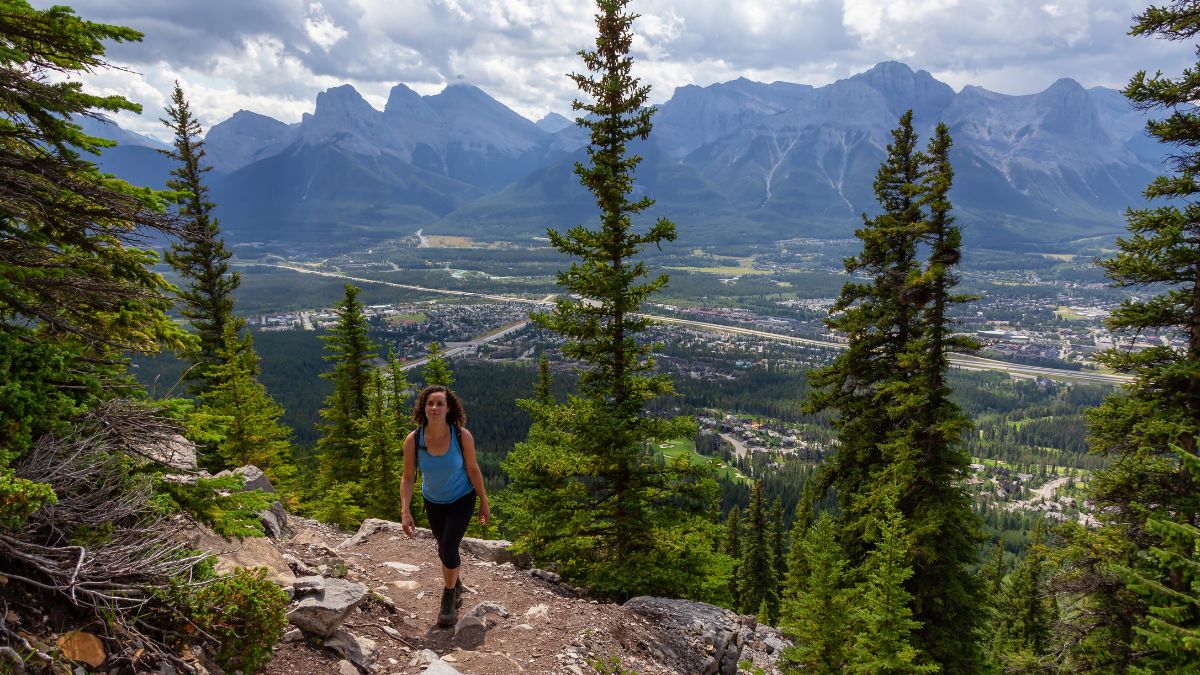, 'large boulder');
184,525,297,589
338,518,425,549
286,578,368,638
623,597,750,675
